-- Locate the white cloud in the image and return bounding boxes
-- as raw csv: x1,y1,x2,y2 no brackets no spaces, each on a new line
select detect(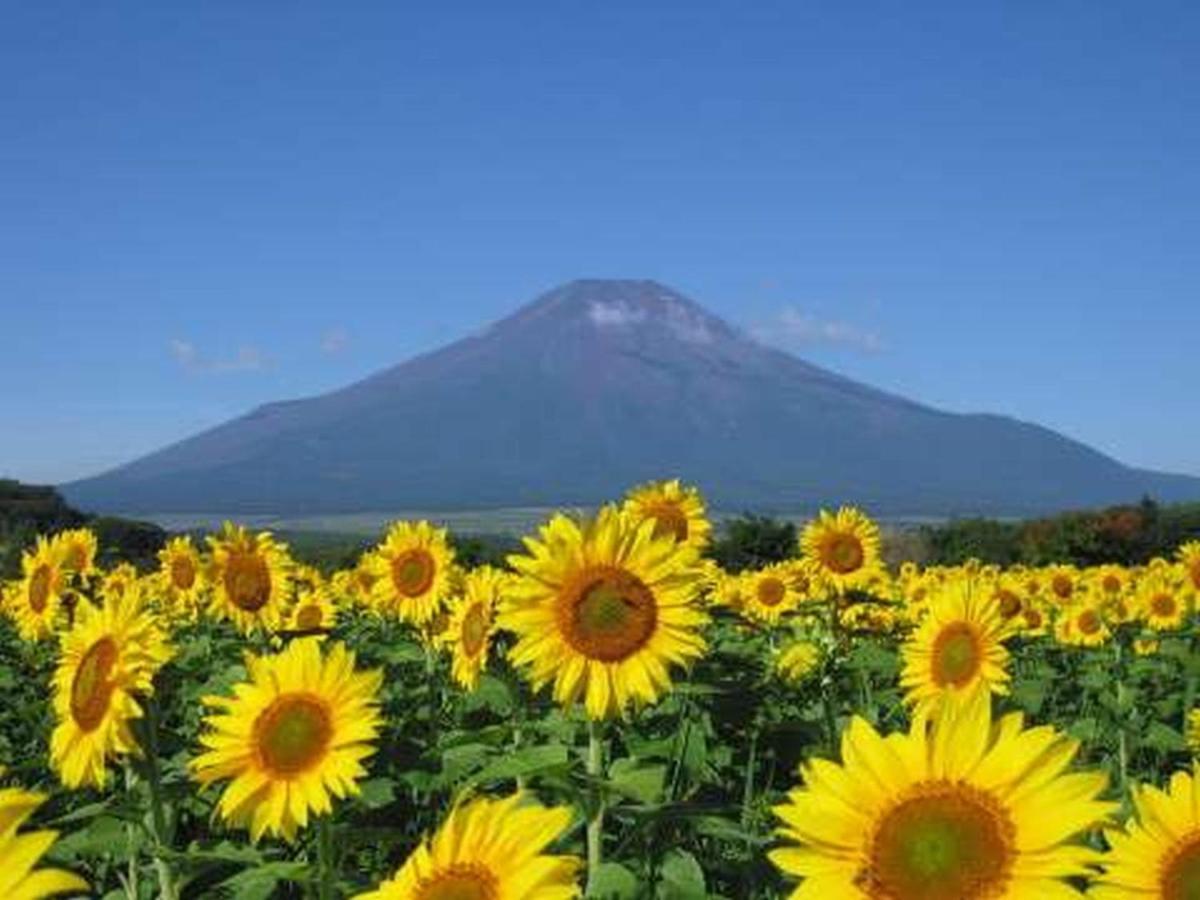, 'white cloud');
751,307,883,353
168,339,265,373
588,301,647,327
320,327,350,355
